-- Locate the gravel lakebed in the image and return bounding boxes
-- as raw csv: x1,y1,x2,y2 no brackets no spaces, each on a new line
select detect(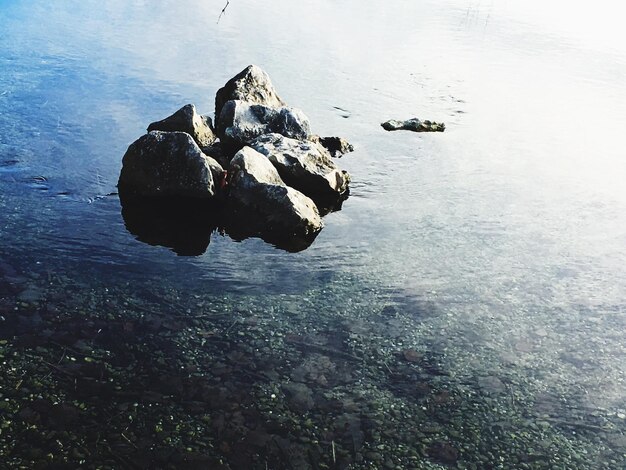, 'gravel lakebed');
1,258,625,469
